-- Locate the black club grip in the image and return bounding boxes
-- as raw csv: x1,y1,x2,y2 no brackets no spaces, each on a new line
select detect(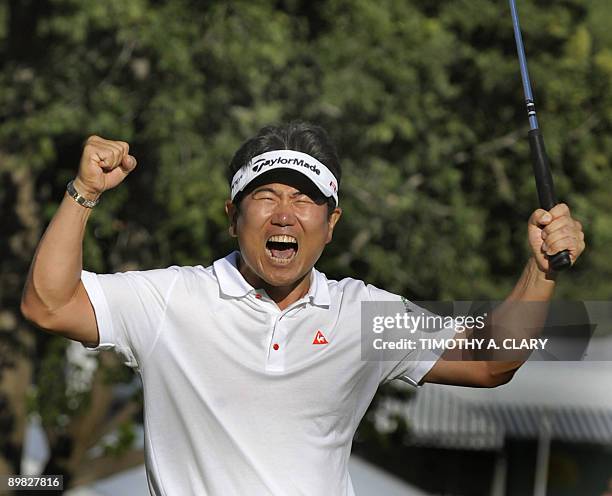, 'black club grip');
528,129,572,271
